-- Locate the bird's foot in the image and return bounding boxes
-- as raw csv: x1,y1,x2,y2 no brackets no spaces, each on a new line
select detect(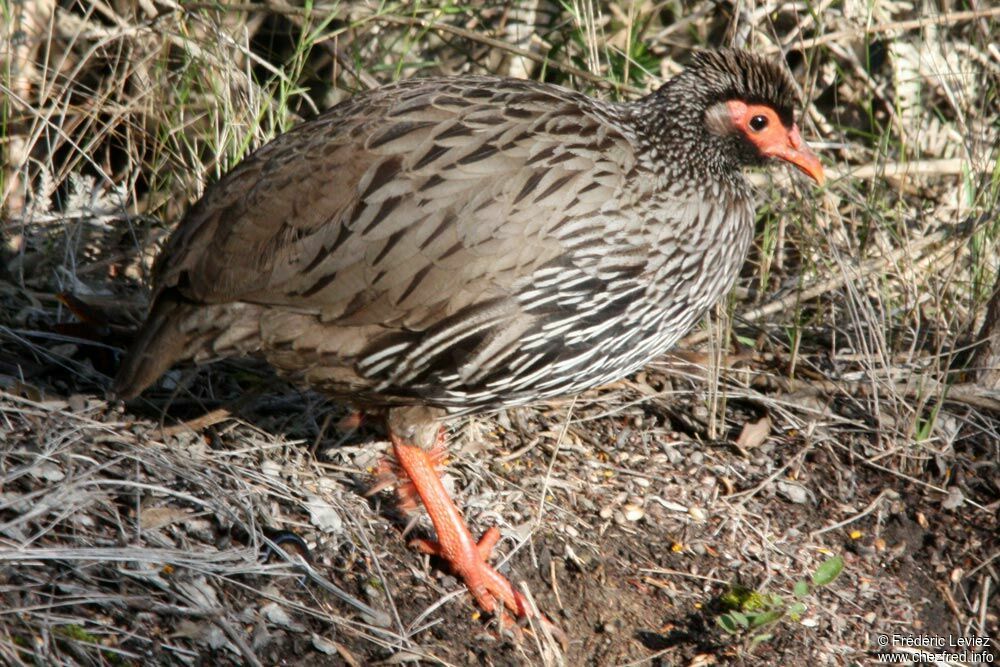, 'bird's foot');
411,521,566,646
409,525,530,625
